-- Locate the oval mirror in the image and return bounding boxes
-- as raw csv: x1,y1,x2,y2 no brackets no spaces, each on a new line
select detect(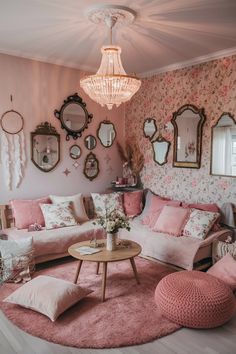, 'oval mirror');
0,110,24,134
54,93,93,140
97,120,116,148
152,137,171,166
69,144,81,159
31,122,60,172
84,135,96,150
144,118,157,140
211,112,236,177
171,104,206,168
84,152,99,181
